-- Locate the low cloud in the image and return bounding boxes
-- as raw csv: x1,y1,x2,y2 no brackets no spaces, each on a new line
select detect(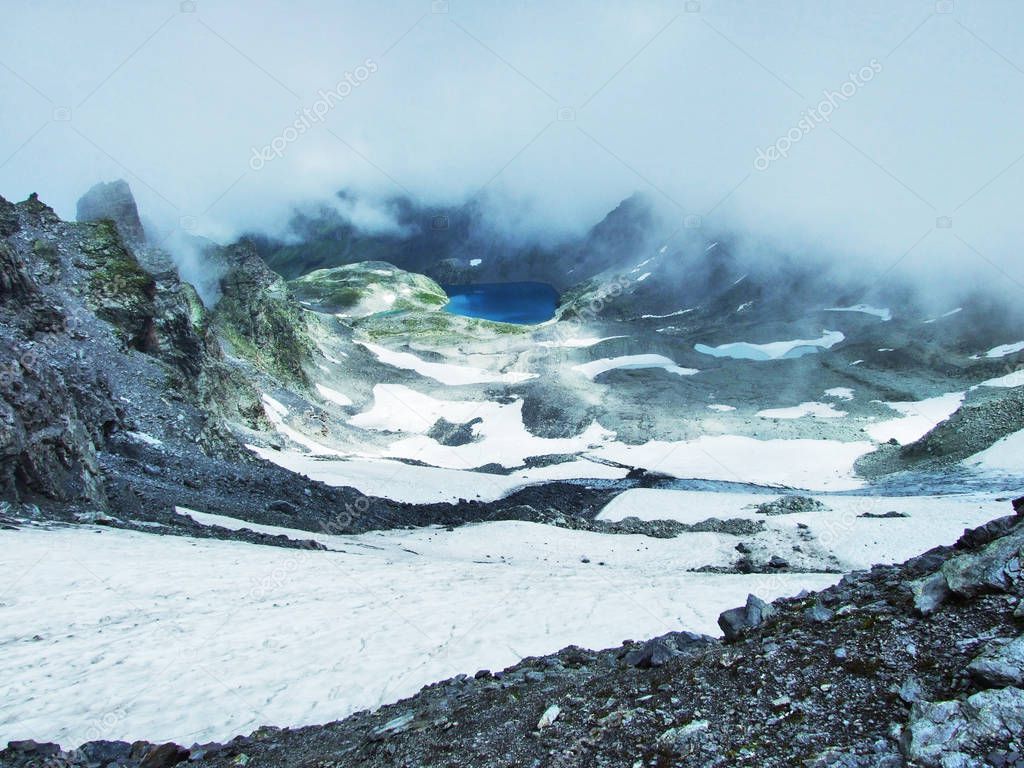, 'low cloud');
0,0,1022,300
